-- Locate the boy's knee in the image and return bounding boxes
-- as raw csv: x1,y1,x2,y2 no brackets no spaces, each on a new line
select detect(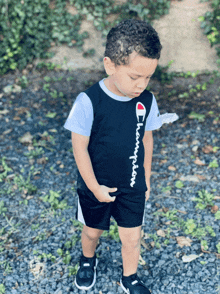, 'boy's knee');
119,226,141,248
121,234,141,249
82,226,103,241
